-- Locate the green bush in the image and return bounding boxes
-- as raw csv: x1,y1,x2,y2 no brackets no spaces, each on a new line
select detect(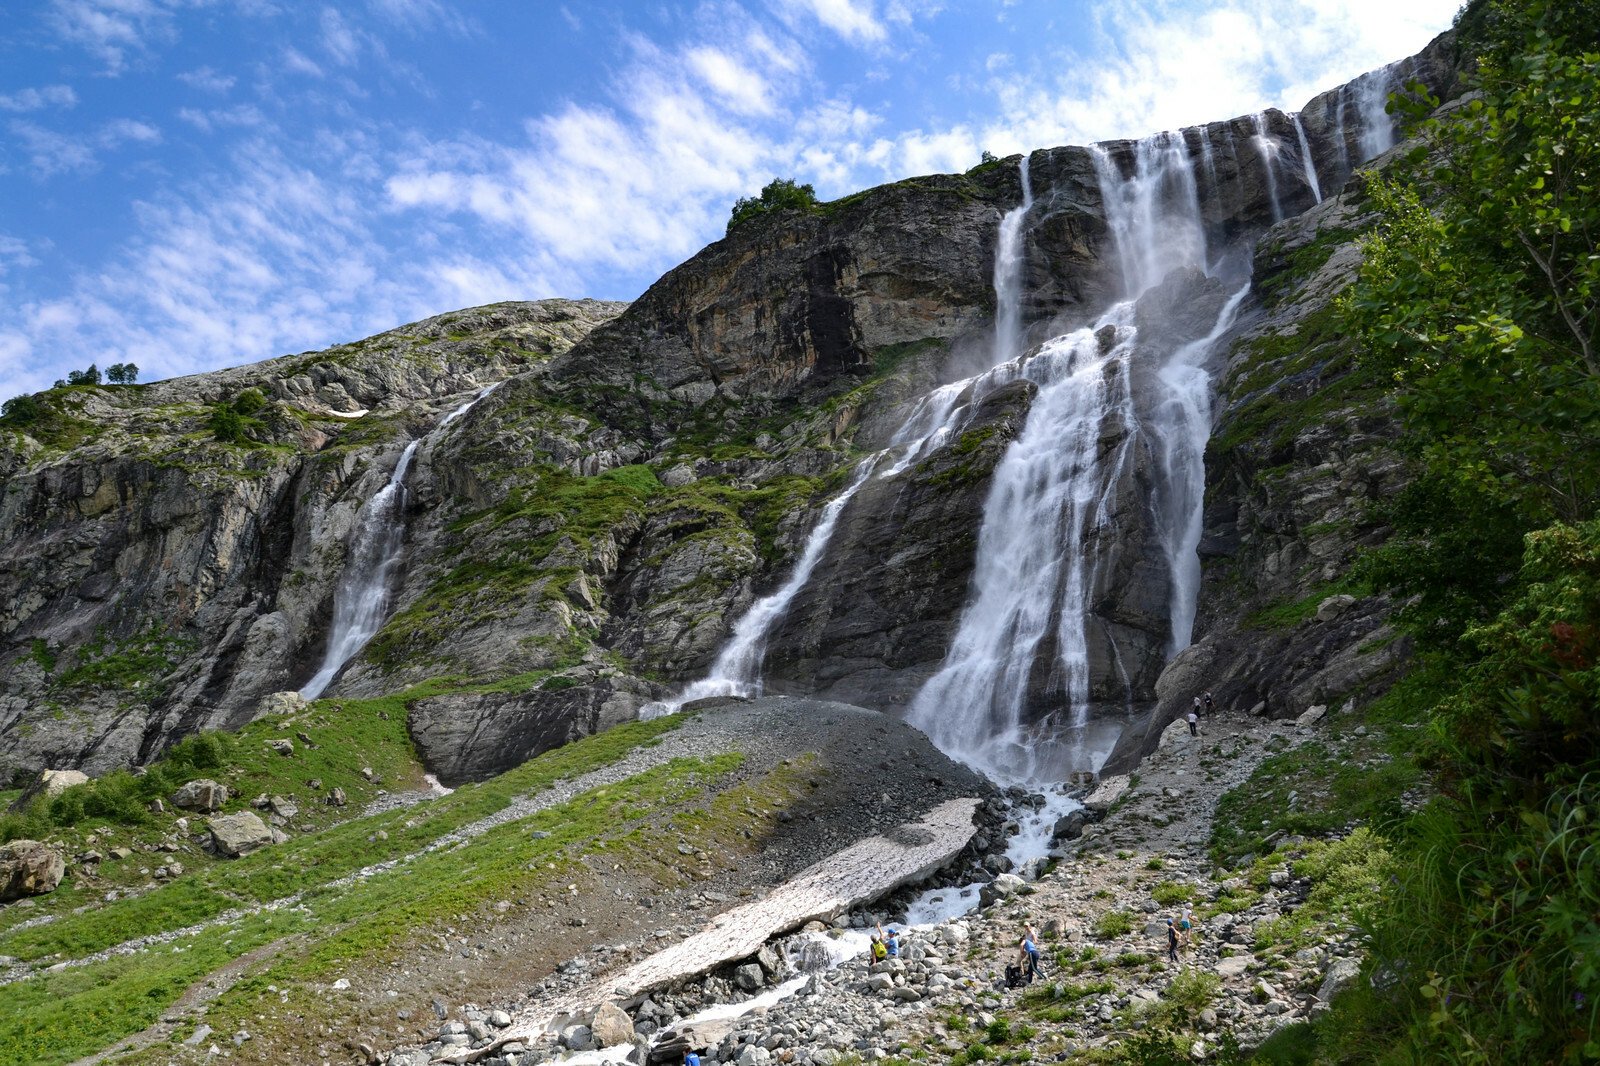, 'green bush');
1093,911,1135,938
230,387,268,415
726,178,819,234
0,394,41,426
